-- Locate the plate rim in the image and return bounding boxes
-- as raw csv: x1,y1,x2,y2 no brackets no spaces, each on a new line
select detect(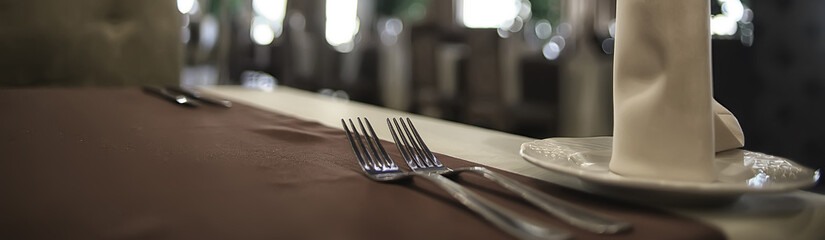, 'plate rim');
520,137,820,195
